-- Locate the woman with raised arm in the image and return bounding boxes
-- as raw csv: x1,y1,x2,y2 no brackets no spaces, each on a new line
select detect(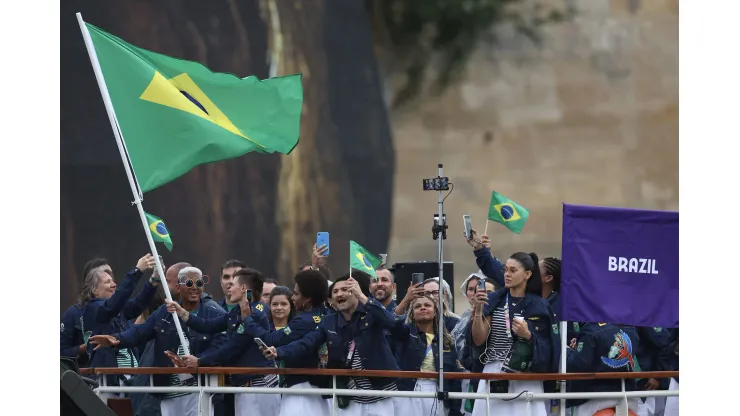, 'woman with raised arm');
242,270,329,416
385,295,463,416
262,271,401,416
465,252,560,416
80,254,157,390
